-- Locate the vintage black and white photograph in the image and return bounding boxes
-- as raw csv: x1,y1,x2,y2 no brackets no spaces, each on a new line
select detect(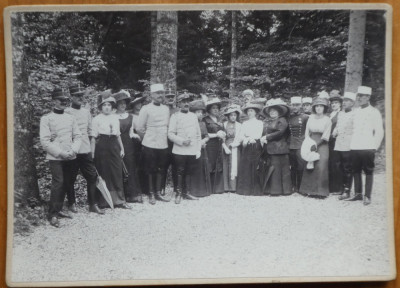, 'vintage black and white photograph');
4,4,395,286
